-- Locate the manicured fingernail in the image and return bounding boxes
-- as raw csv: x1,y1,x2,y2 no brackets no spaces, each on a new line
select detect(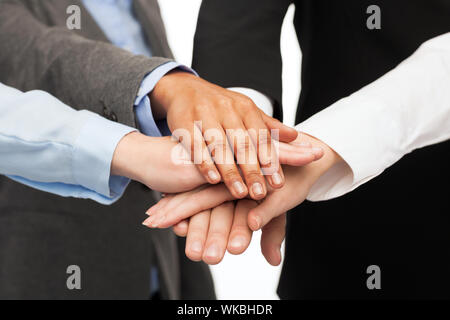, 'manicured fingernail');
272,172,282,185
208,170,219,182
230,236,246,249
151,215,165,228
205,244,220,259
252,182,264,196
190,241,203,254
233,181,245,195
142,216,153,227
